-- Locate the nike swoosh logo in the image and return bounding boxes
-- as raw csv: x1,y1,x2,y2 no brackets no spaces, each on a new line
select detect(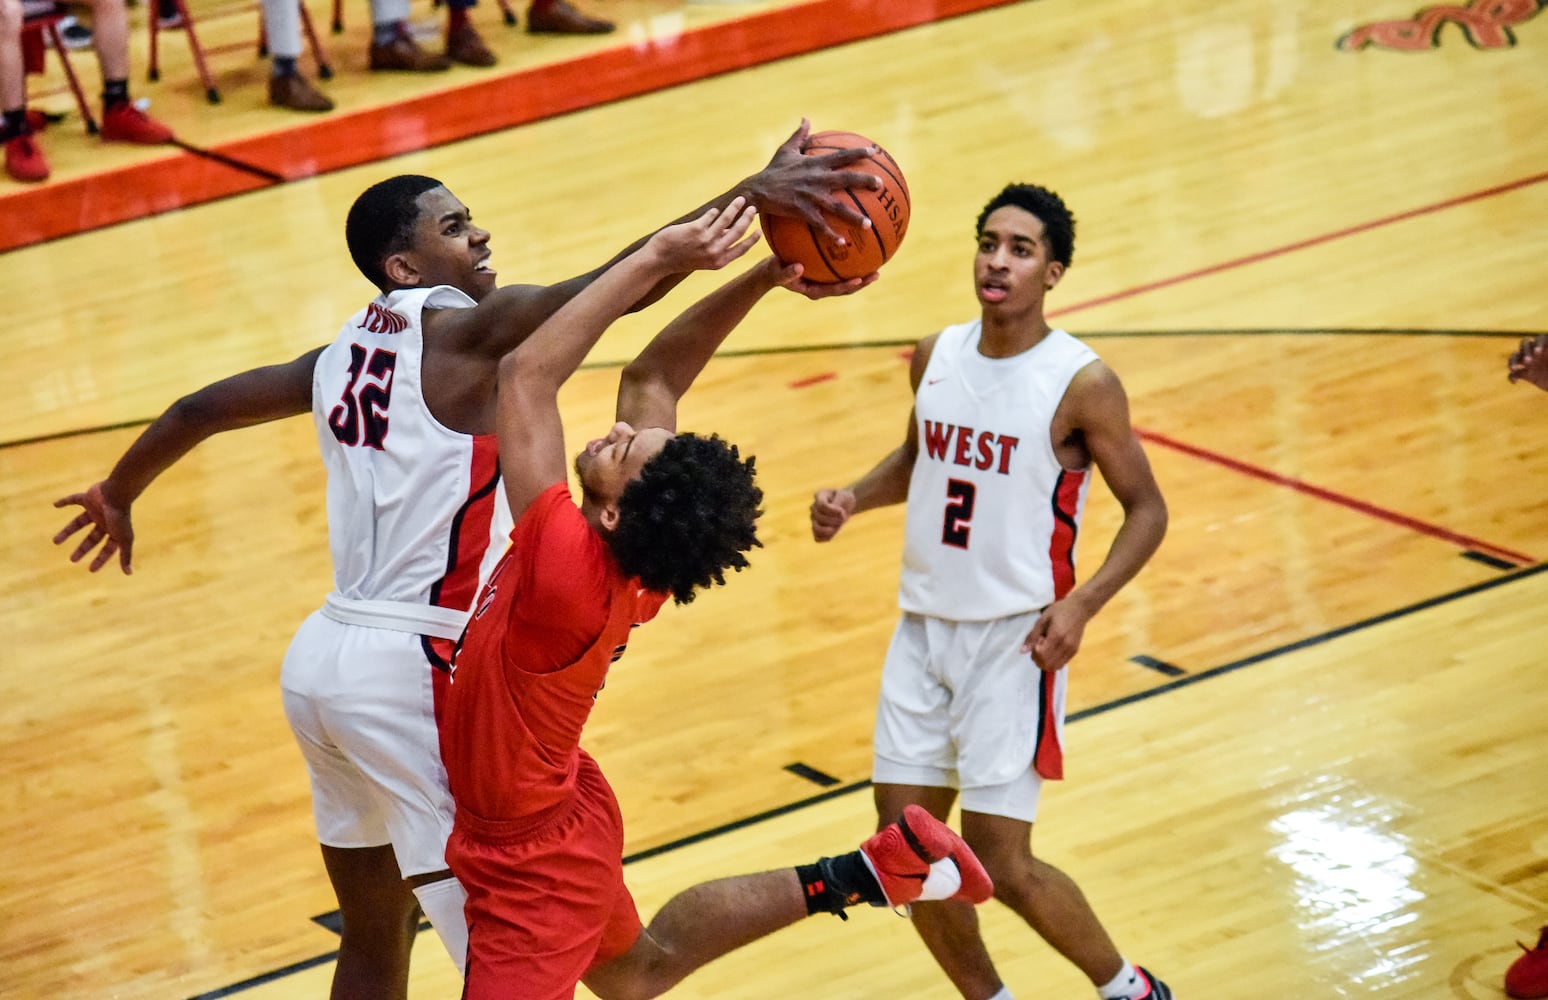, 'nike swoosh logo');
926,378,945,385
